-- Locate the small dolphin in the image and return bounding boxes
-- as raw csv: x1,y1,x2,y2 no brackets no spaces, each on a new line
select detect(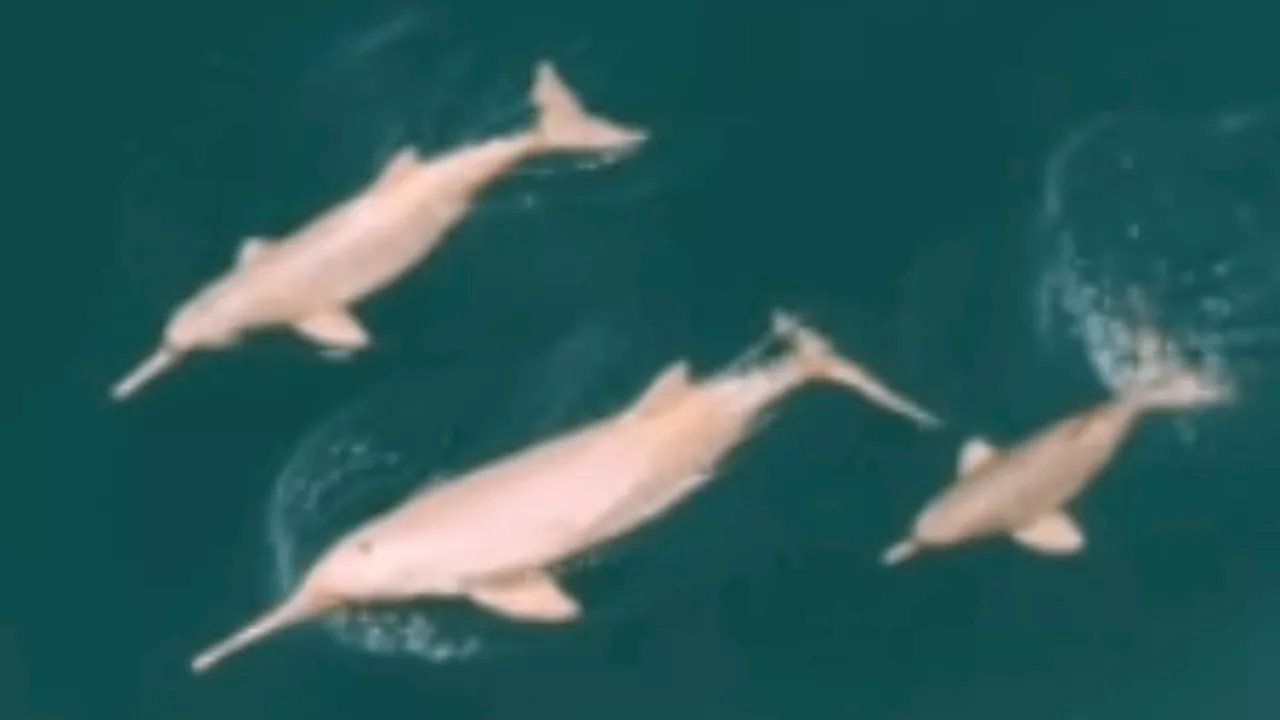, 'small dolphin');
189,310,938,674
881,327,1232,566
111,60,647,401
